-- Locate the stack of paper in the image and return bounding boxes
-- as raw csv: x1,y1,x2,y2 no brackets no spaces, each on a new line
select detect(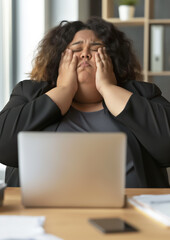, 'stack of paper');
0,215,62,240
128,194,170,227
